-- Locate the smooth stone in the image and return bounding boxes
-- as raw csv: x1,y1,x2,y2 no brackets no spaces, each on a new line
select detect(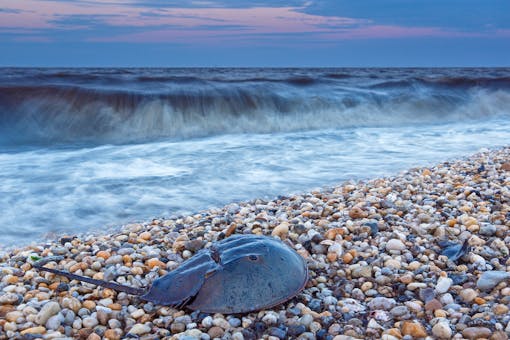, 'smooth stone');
288,324,307,336
299,314,314,328
368,297,396,311
268,327,287,339
386,239,406,251
401,321,427,338
477,271,510,291
228,317,241,328
419,287,435,302
459,288,478,303
201,316,213,328
351,265,372,278
128,323,151,335
262,313,278,325
432,321,452,339
46,314,64,330
232,331,245,340
208,326,224,338
82,316,99,328
0,293,21,305
36,302,61,325
435,276,452,294
390,306,411,319
462,327,491,339
20,326,46,335
425,299,443,311
171,322,186,333
479,223,496,236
